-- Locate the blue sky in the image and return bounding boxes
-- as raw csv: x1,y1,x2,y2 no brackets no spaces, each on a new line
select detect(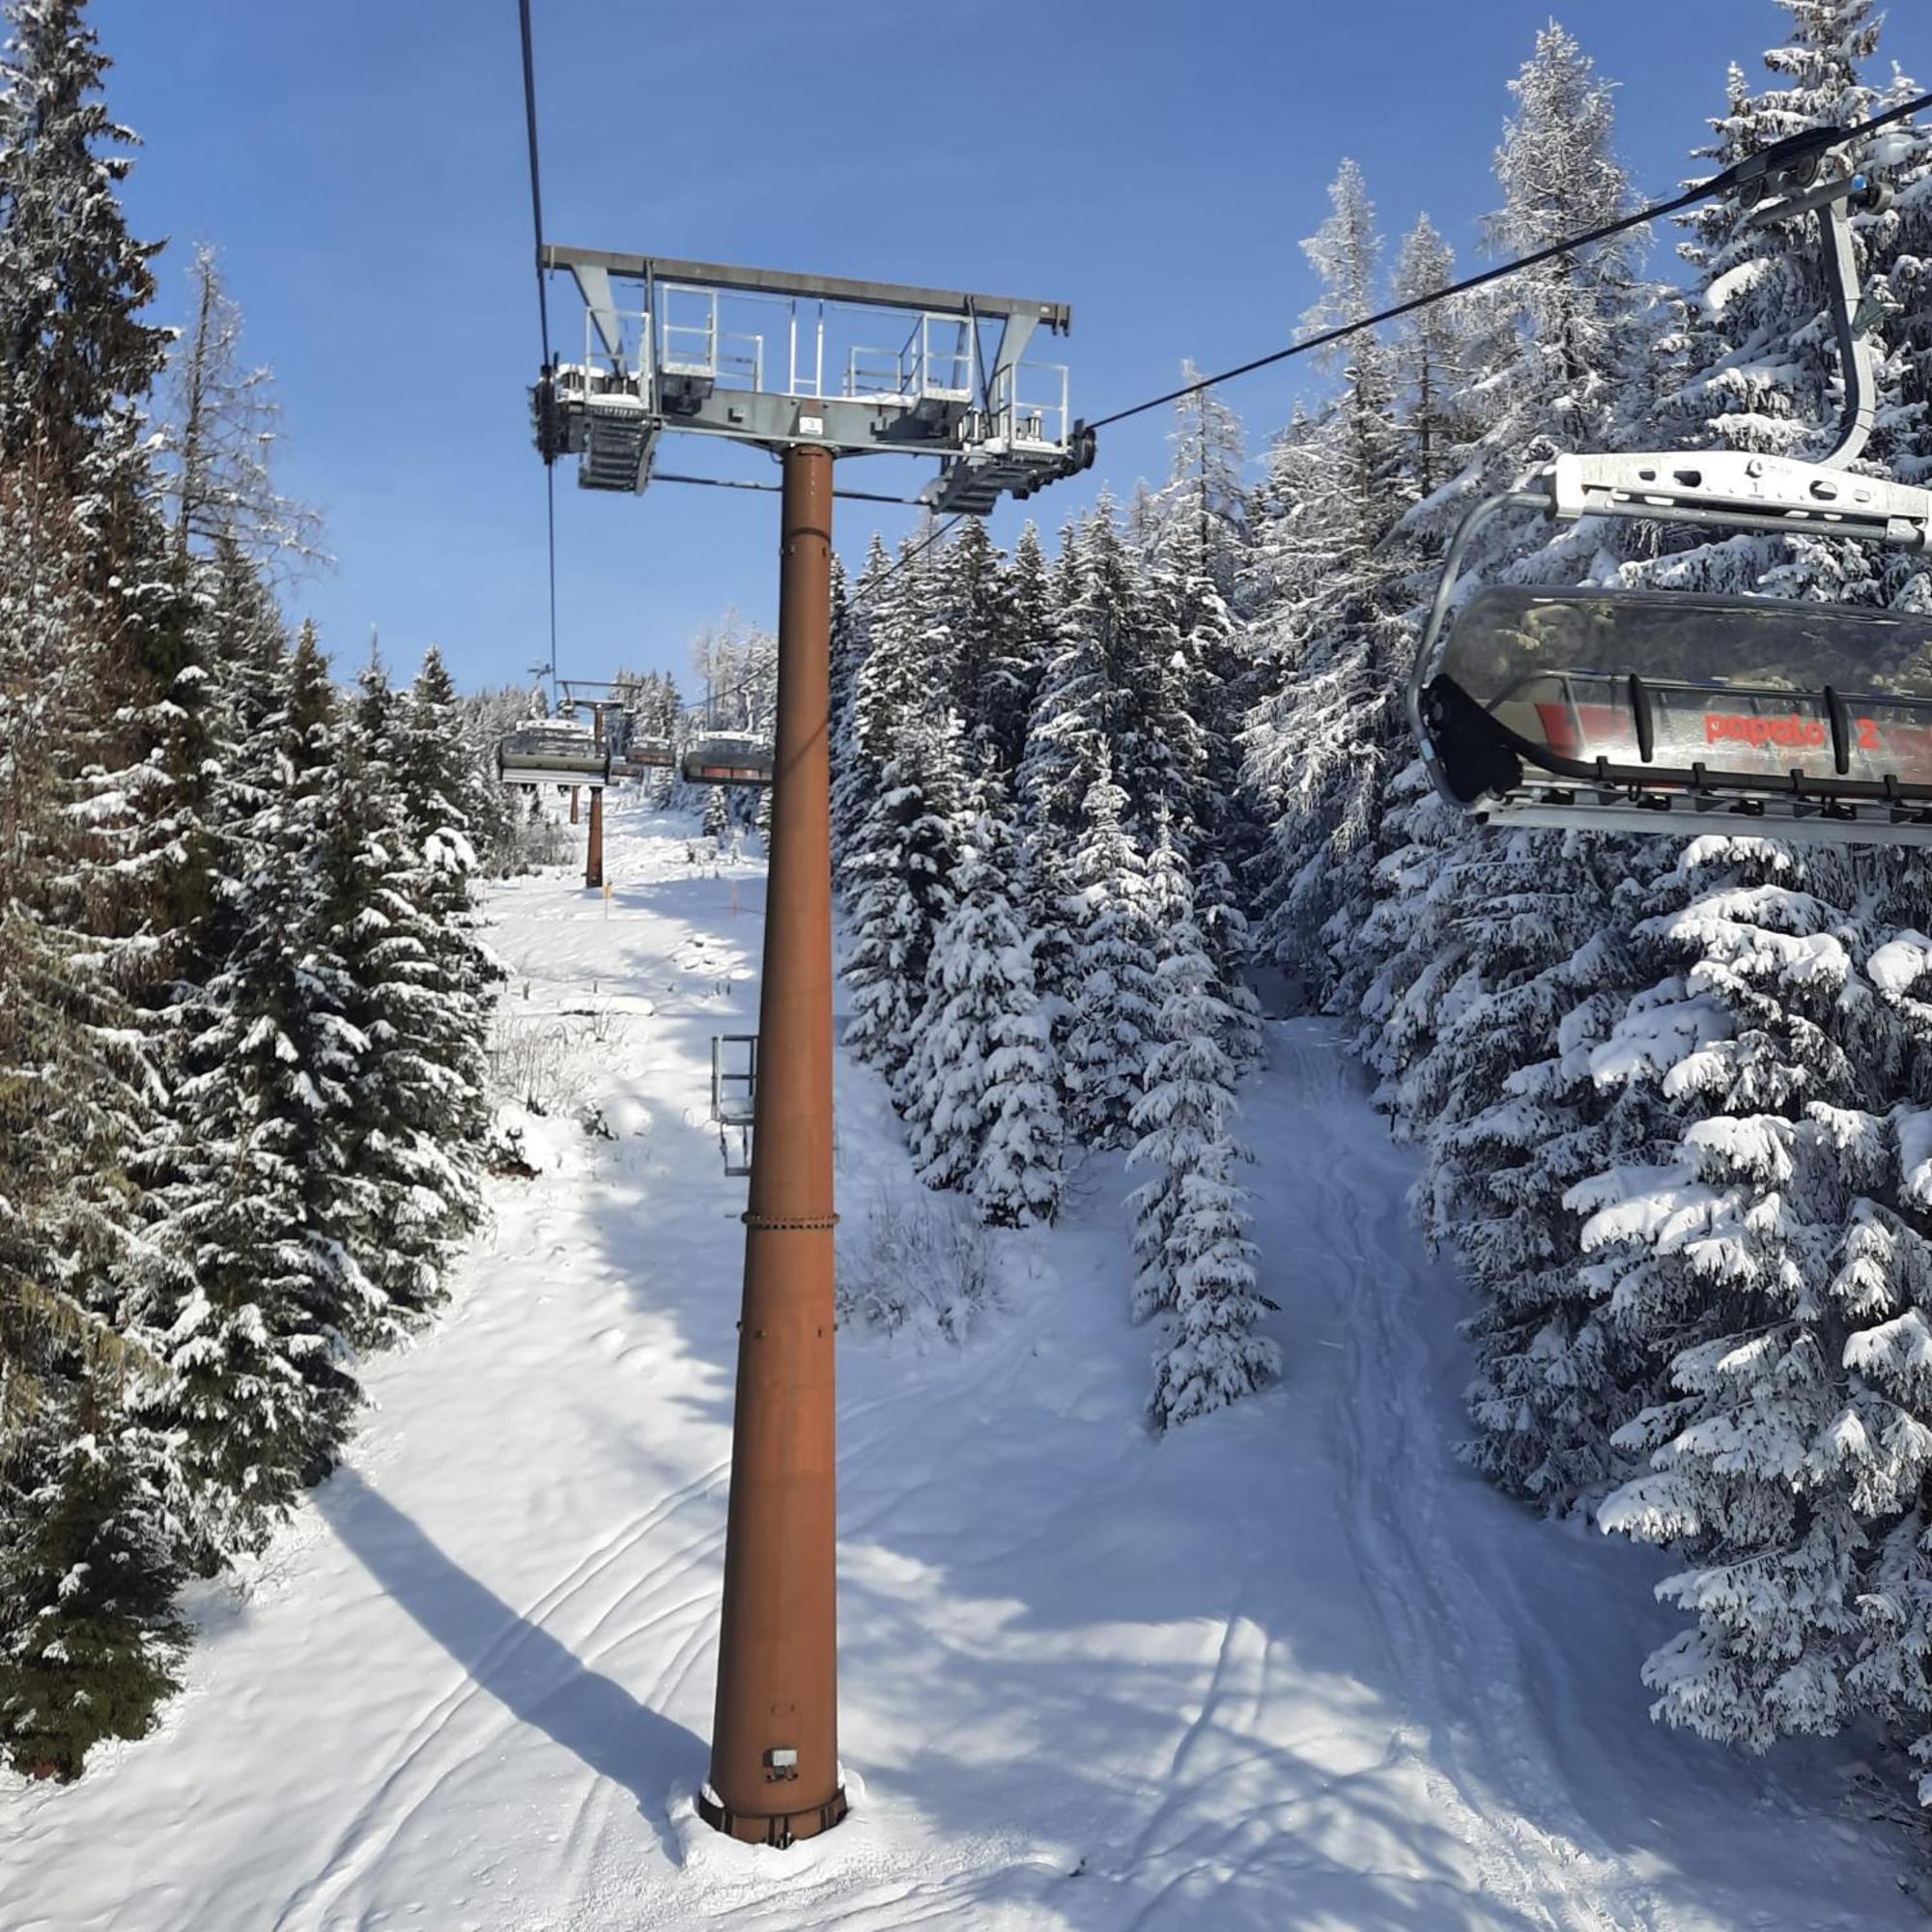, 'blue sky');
93,1,1932,695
